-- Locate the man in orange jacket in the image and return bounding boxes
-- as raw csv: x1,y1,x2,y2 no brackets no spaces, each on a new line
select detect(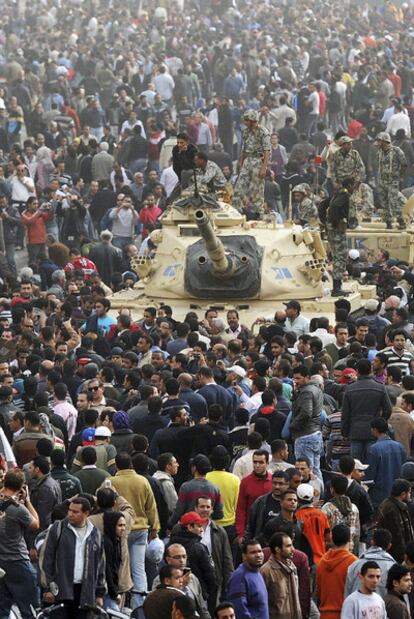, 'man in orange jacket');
316,523,357,619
